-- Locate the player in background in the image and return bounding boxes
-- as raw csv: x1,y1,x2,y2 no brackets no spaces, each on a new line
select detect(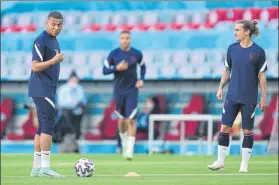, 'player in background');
103,31,146,160
29,11,64,177
208,20,268,173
